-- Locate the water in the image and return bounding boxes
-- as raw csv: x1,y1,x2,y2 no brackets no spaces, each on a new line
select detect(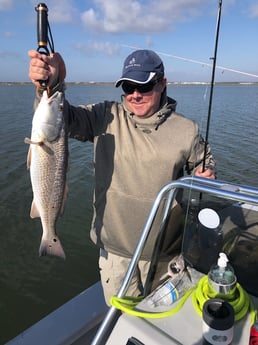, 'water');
0,83,257,343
